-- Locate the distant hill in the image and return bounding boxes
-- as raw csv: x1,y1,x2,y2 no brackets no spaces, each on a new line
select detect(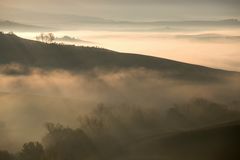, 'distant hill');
54,16,240,28
0,20,55,32
0,32,237,82
1,5,239,30
46,17,240,31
